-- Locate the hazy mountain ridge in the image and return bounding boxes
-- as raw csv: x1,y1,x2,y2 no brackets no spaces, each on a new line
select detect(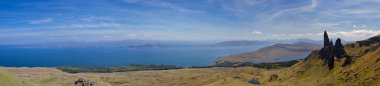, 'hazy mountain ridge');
207,40,270,47
214,42,322,66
